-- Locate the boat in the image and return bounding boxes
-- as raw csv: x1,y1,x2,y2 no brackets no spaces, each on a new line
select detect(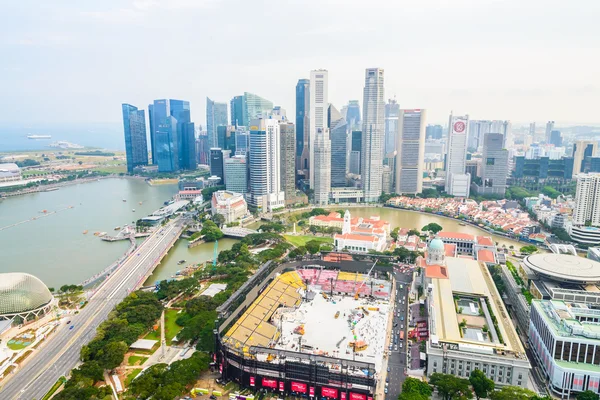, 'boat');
45,188,59,192
177,260,186,265
122,199,127,202
139,201,143,205
82,230,88,234
114,226,121,230
459,222,466,226
27,134,51,139
94,232,101,236
132,209,135,212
